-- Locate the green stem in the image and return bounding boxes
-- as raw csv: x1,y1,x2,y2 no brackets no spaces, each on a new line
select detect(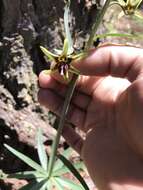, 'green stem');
47,0,111,178
85,0,111,50
48,74,78,177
